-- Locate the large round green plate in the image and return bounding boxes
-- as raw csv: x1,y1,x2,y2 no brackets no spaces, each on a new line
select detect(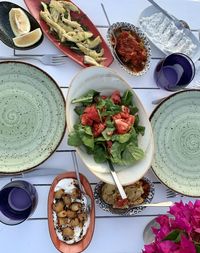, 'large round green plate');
150,90,200,197
0,62,66,174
